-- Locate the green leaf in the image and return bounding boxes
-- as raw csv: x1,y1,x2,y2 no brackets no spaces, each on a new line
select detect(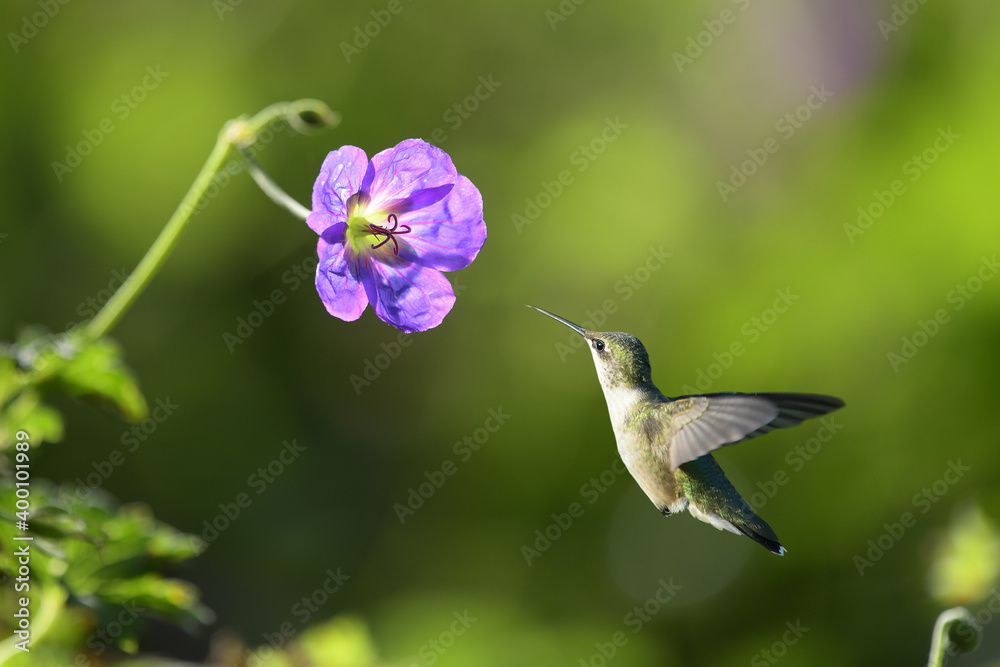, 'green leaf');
25,508,87,541
0,328,104,452
0,387,64,452
54,335,148,422
98,575,215,630
0,478,214,643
